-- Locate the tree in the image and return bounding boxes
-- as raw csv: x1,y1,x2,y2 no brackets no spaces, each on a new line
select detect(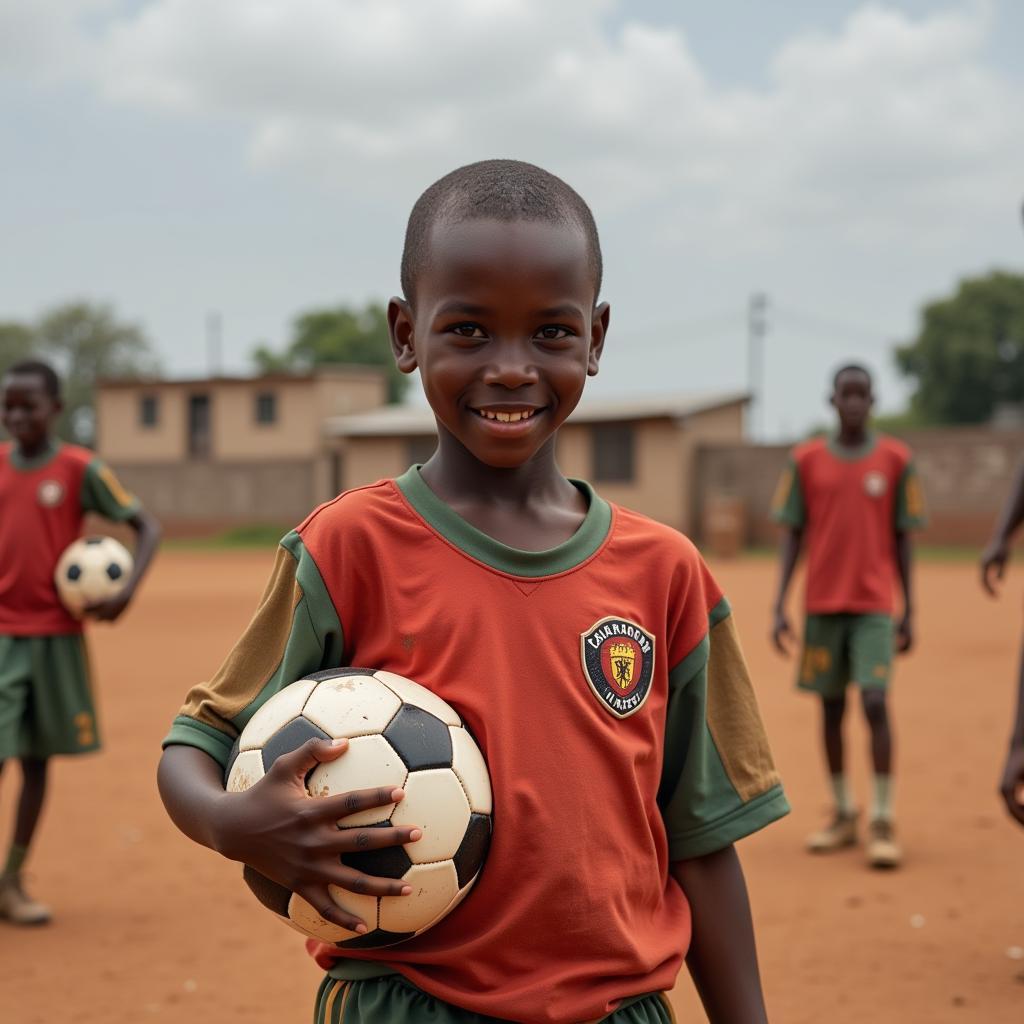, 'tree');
895,271,1024,424
1,301,159,445
252,302,407,403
